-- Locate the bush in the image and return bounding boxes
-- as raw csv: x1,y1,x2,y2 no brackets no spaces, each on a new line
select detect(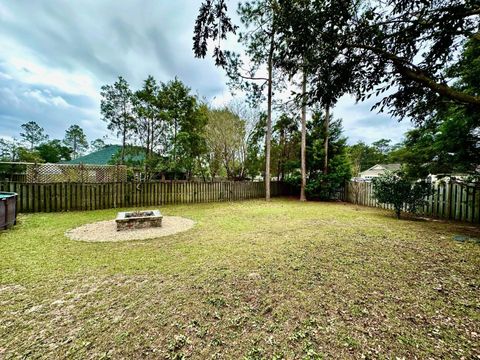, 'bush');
306,155,352,200
284,155,351,201
372,171,431,219
305,176,337,200
284,171,301,190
